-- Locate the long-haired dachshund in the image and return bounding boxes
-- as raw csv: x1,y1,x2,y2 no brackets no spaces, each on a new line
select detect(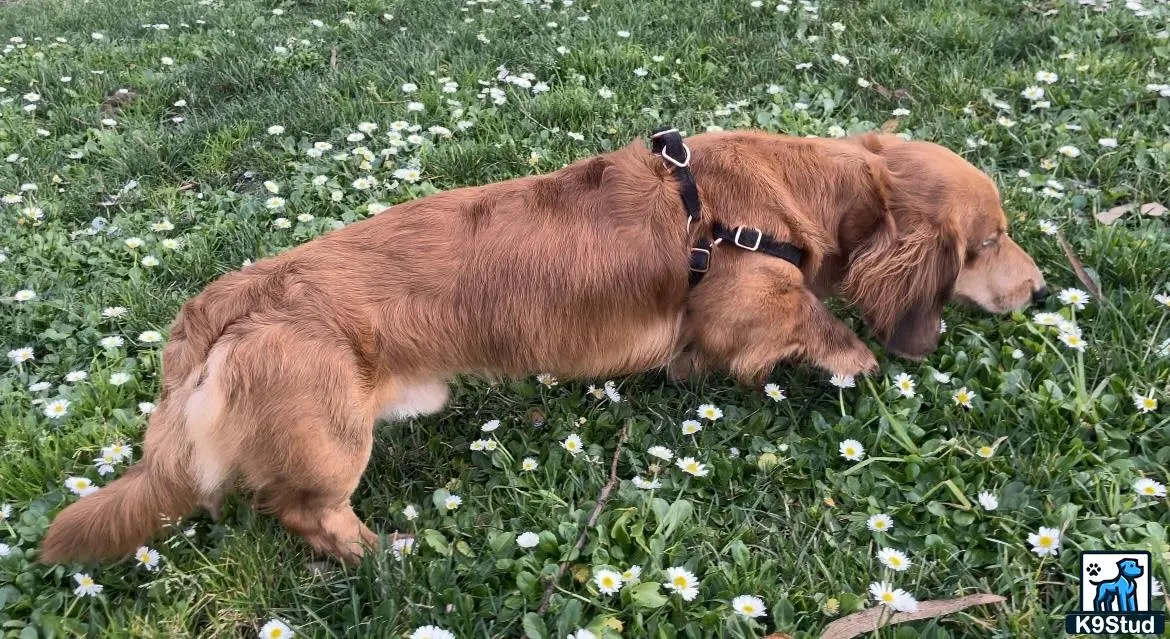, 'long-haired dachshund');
41,130,1046,564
